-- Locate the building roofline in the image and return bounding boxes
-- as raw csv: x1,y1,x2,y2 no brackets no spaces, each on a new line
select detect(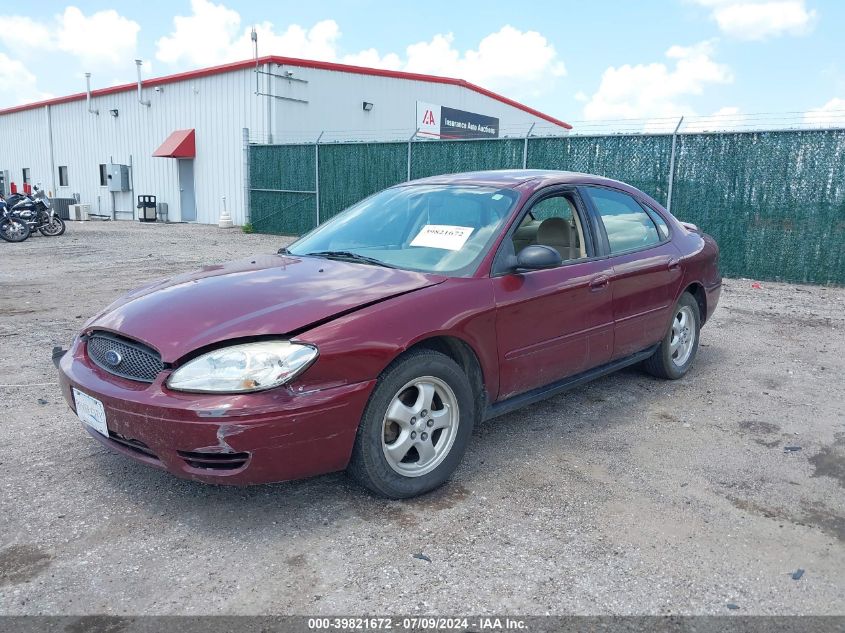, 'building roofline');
0,55,572,129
